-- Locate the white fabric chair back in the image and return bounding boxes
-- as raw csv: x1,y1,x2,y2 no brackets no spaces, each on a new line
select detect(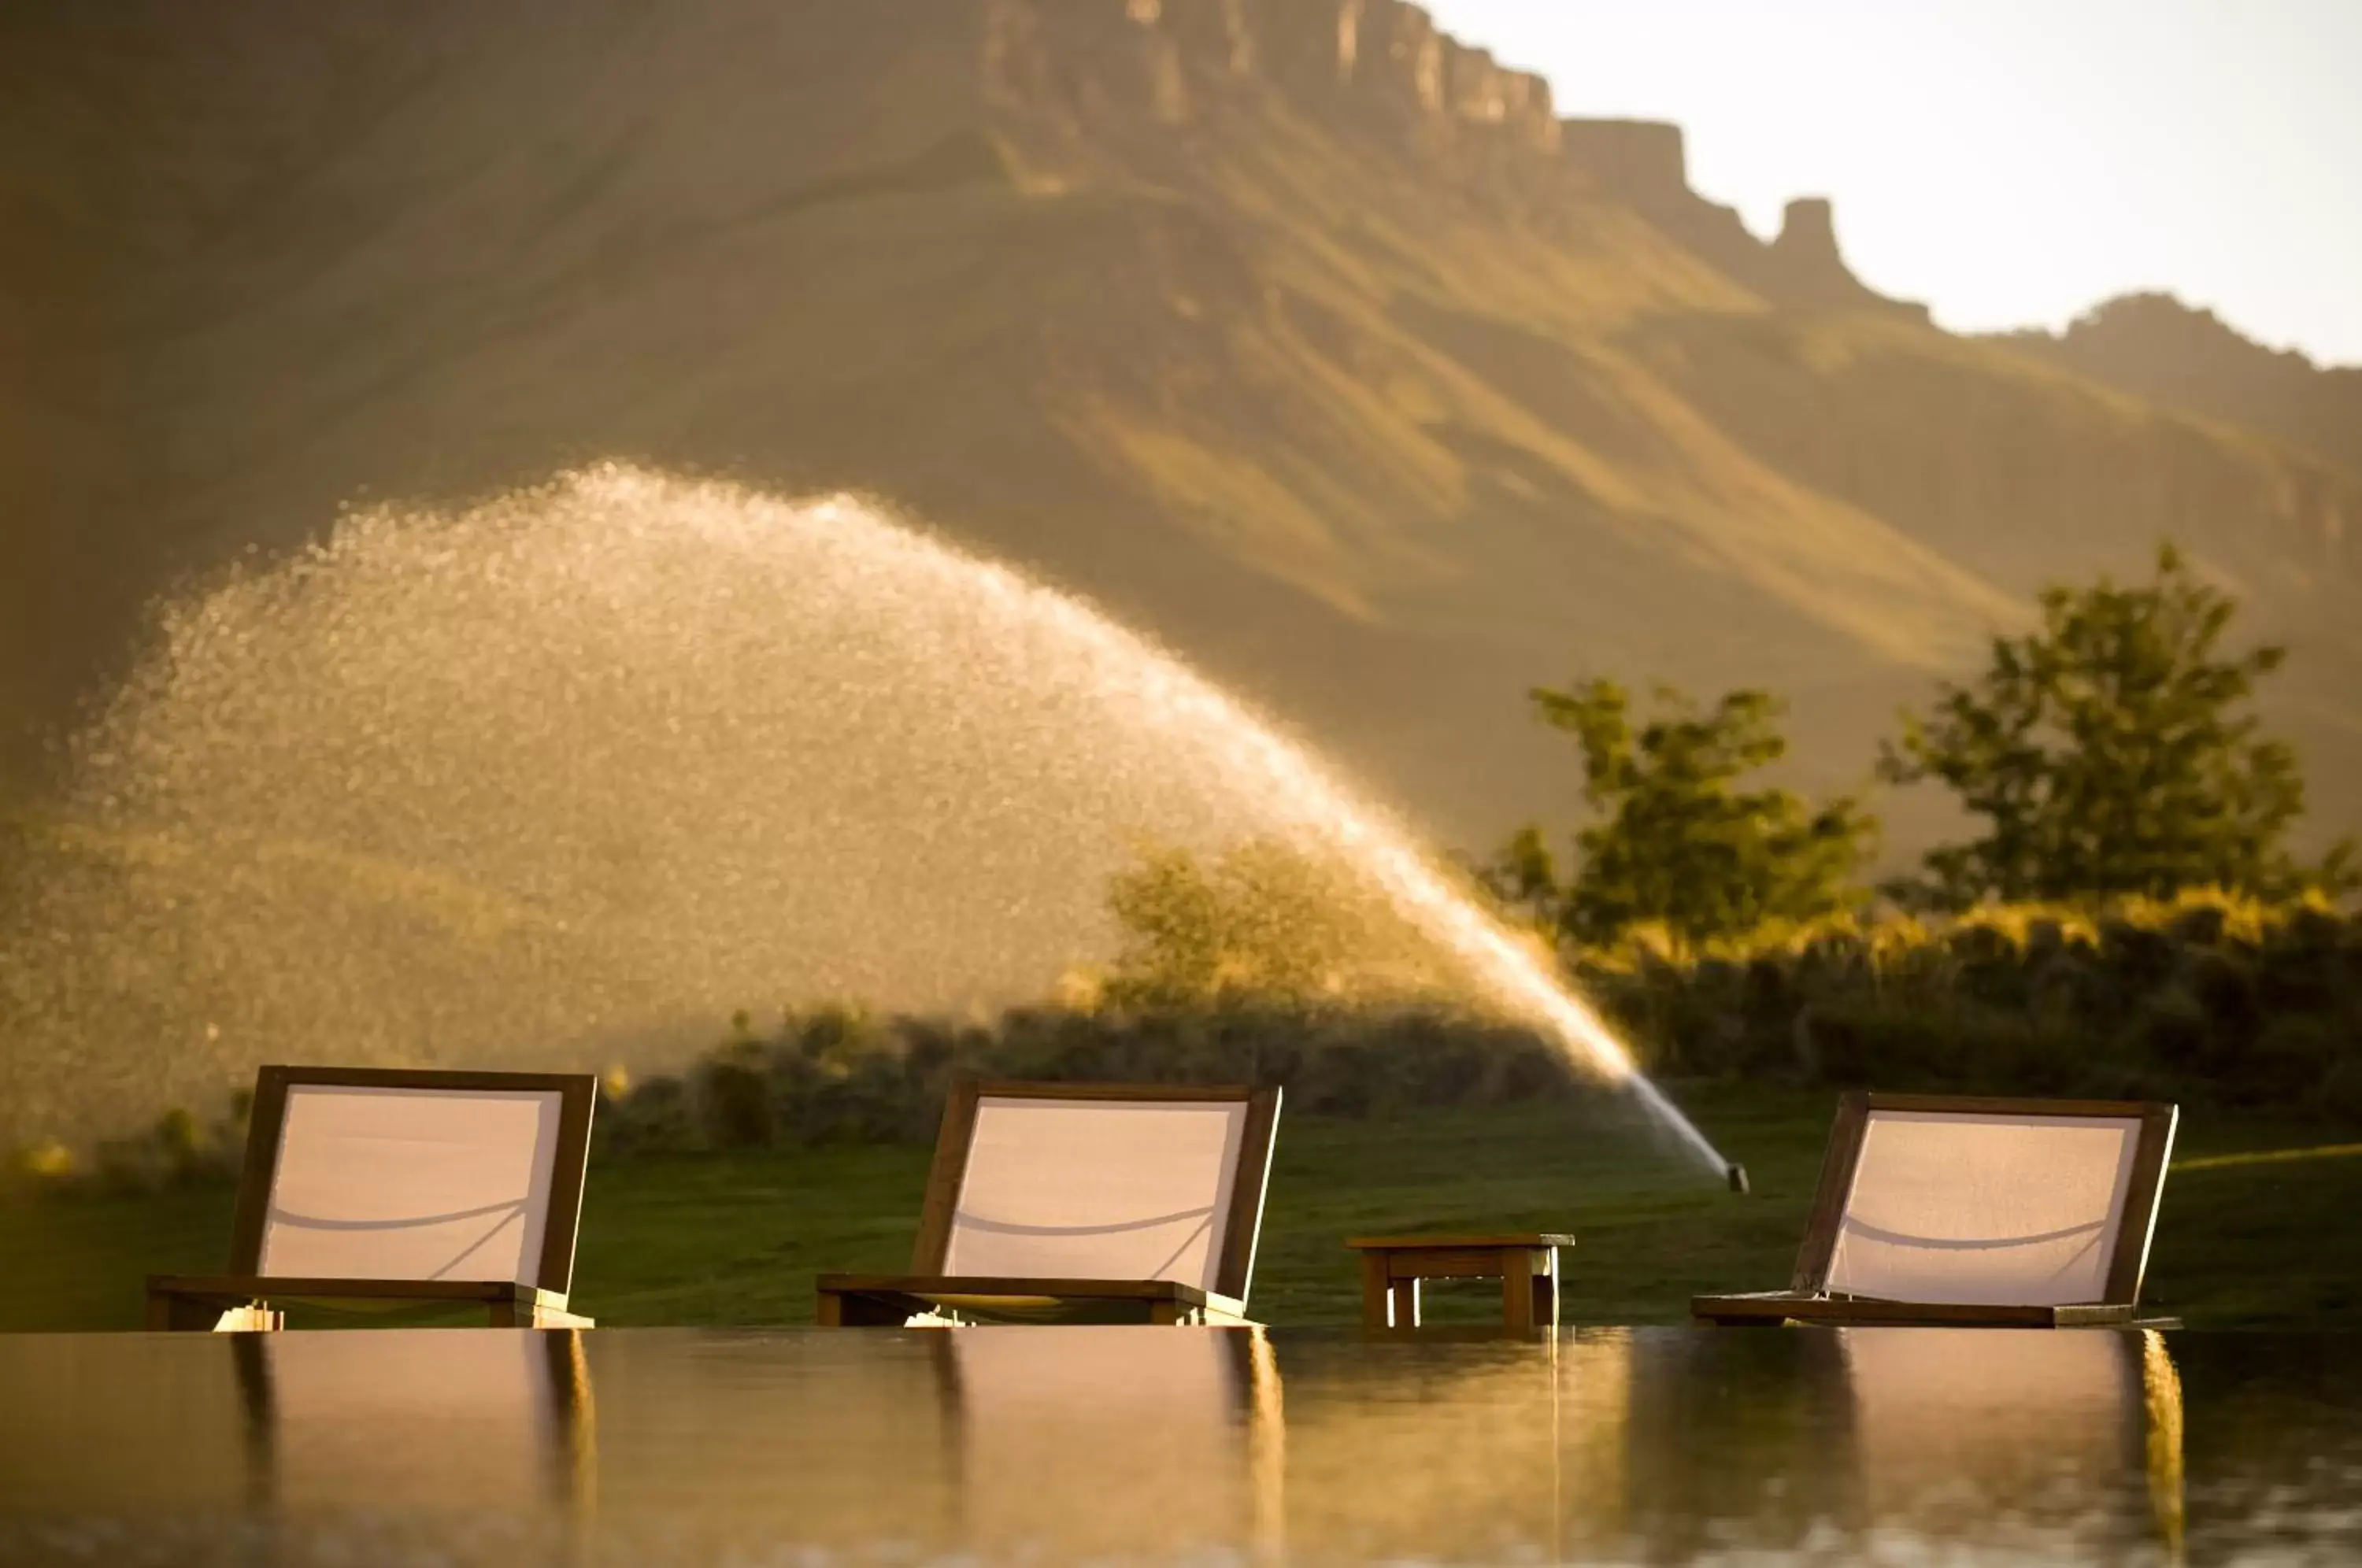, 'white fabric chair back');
1828,1107,2144,1305
942,1094,1249,1292
257,1082,566,1285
